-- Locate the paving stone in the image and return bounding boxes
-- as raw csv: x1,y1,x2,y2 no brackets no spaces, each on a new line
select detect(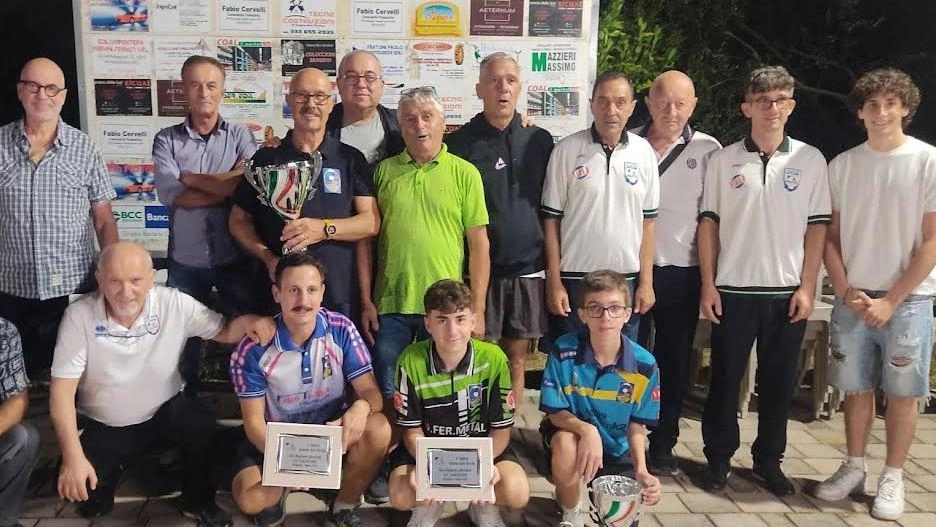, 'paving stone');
909,444,936,459
897,512,936,527
910,475,936,492
794,444,846,459
20,497,64,519
652,495,690,513
18,521,38,527
639,513,663,527
902,460,934,476
678,493,741,513
653,513,715,527
806,429,849,446
839,513,896,526
729,492,793,513
802,494,871,514
34,520,93,527
804,458,849,475
780,459,818,476
780,494,820,512
757,513,796,527
657,475,685,492
905,493,936,512
708,512,767,527
786,512,849,526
